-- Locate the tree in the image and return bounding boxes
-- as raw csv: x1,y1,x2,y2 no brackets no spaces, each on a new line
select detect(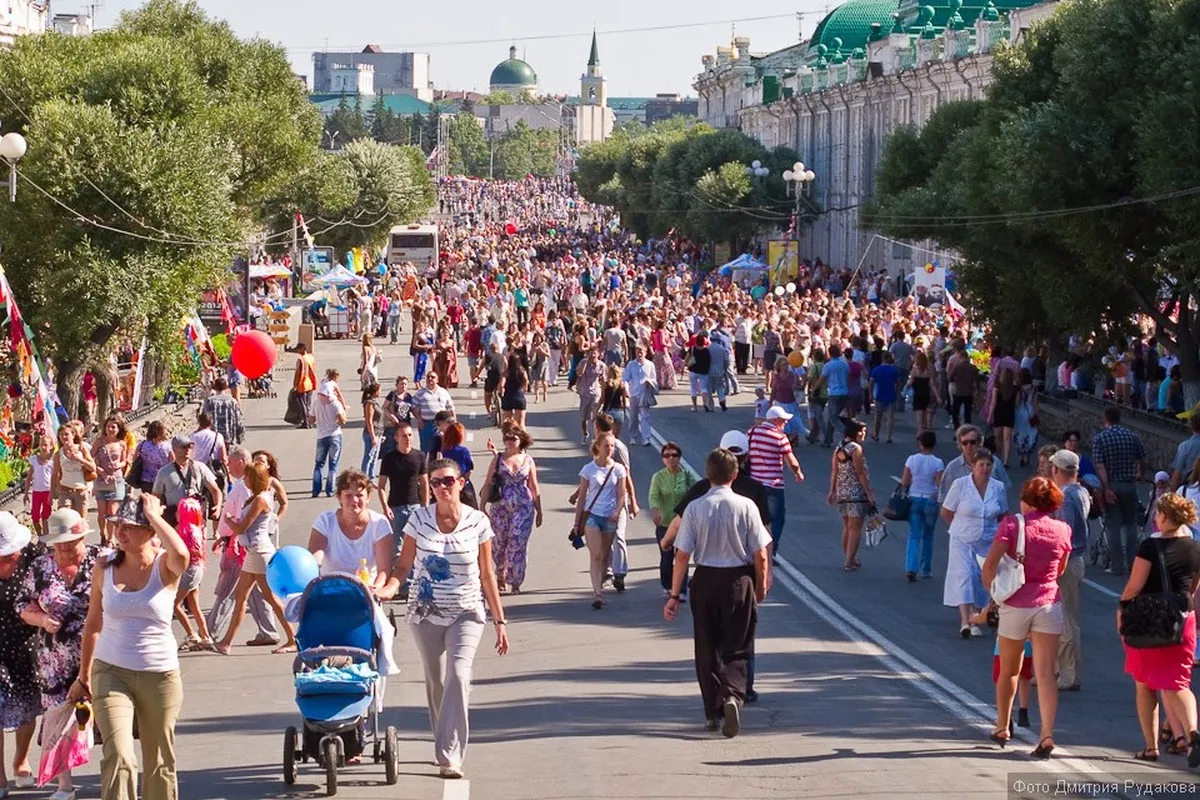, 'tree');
324,96,369,148
866,0,1200,401
446,113,488,177
264,140,435,256
0,0,322,415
